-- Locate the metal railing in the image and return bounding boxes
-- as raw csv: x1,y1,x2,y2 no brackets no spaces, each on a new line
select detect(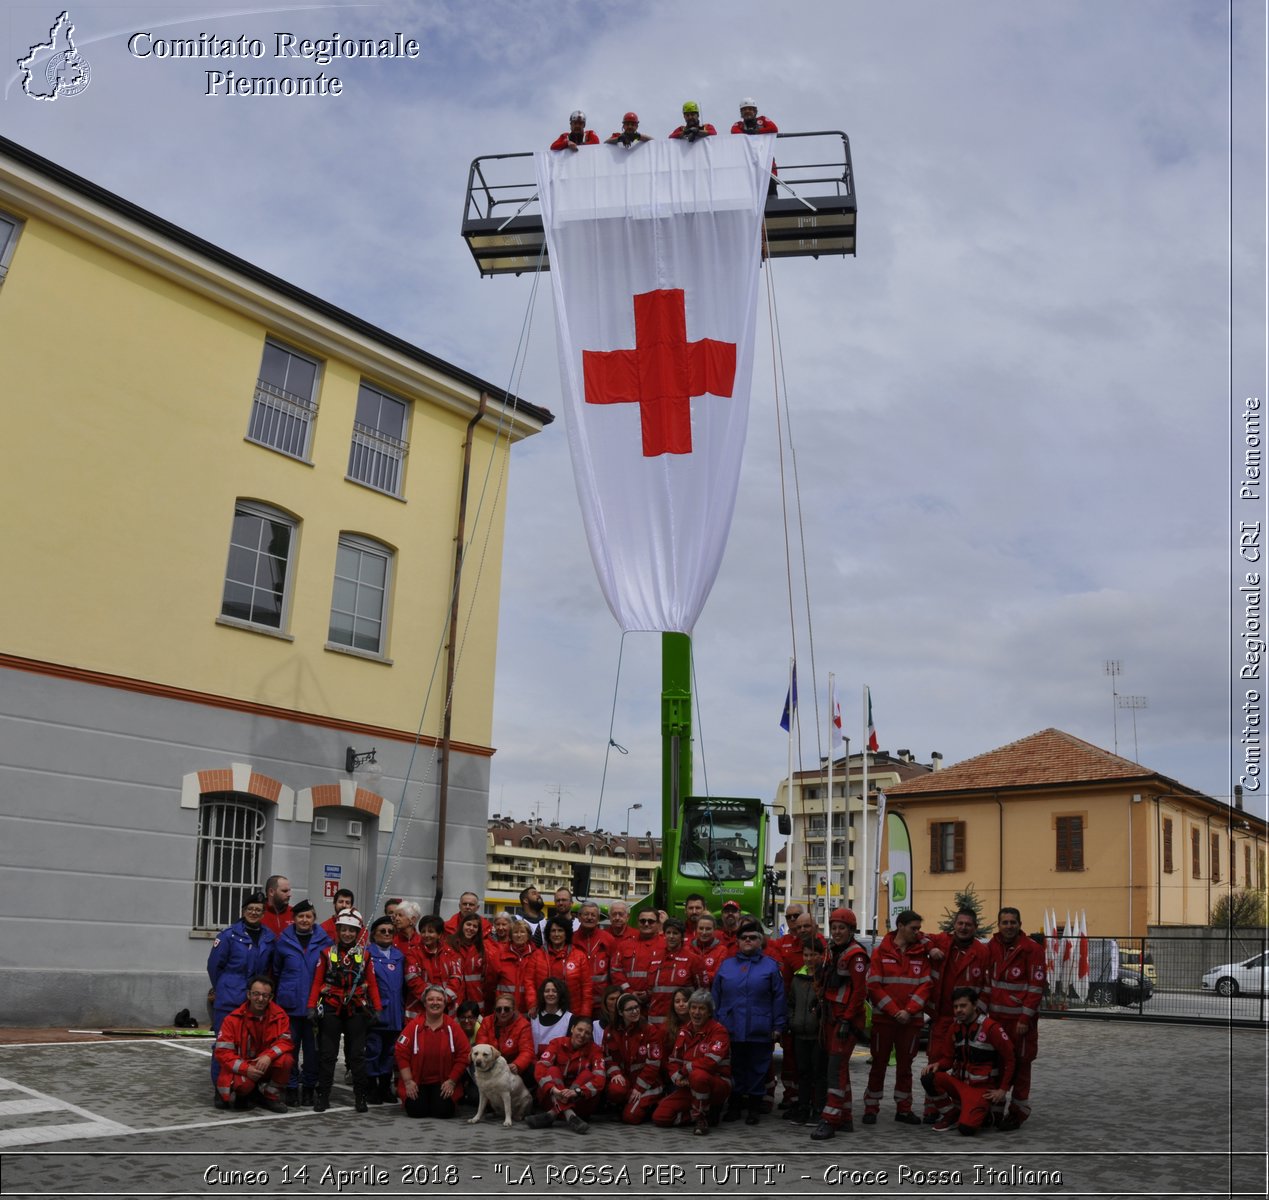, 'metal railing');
1038,933,1268,1027
347,420,408,496
246,379,316,459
